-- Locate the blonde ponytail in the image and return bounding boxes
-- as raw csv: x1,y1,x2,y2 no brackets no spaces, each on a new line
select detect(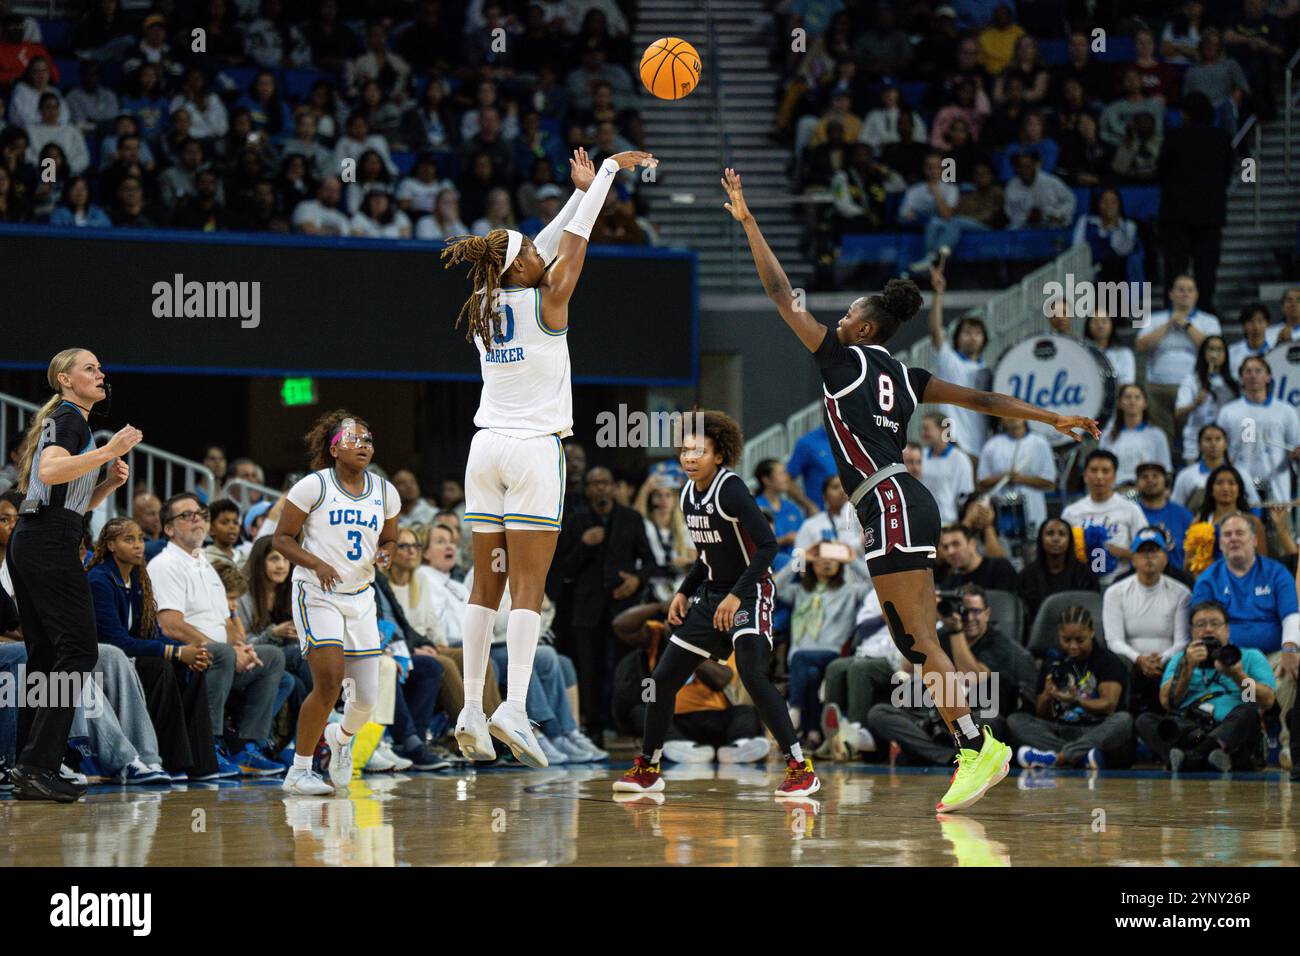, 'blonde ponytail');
16,347,88,494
